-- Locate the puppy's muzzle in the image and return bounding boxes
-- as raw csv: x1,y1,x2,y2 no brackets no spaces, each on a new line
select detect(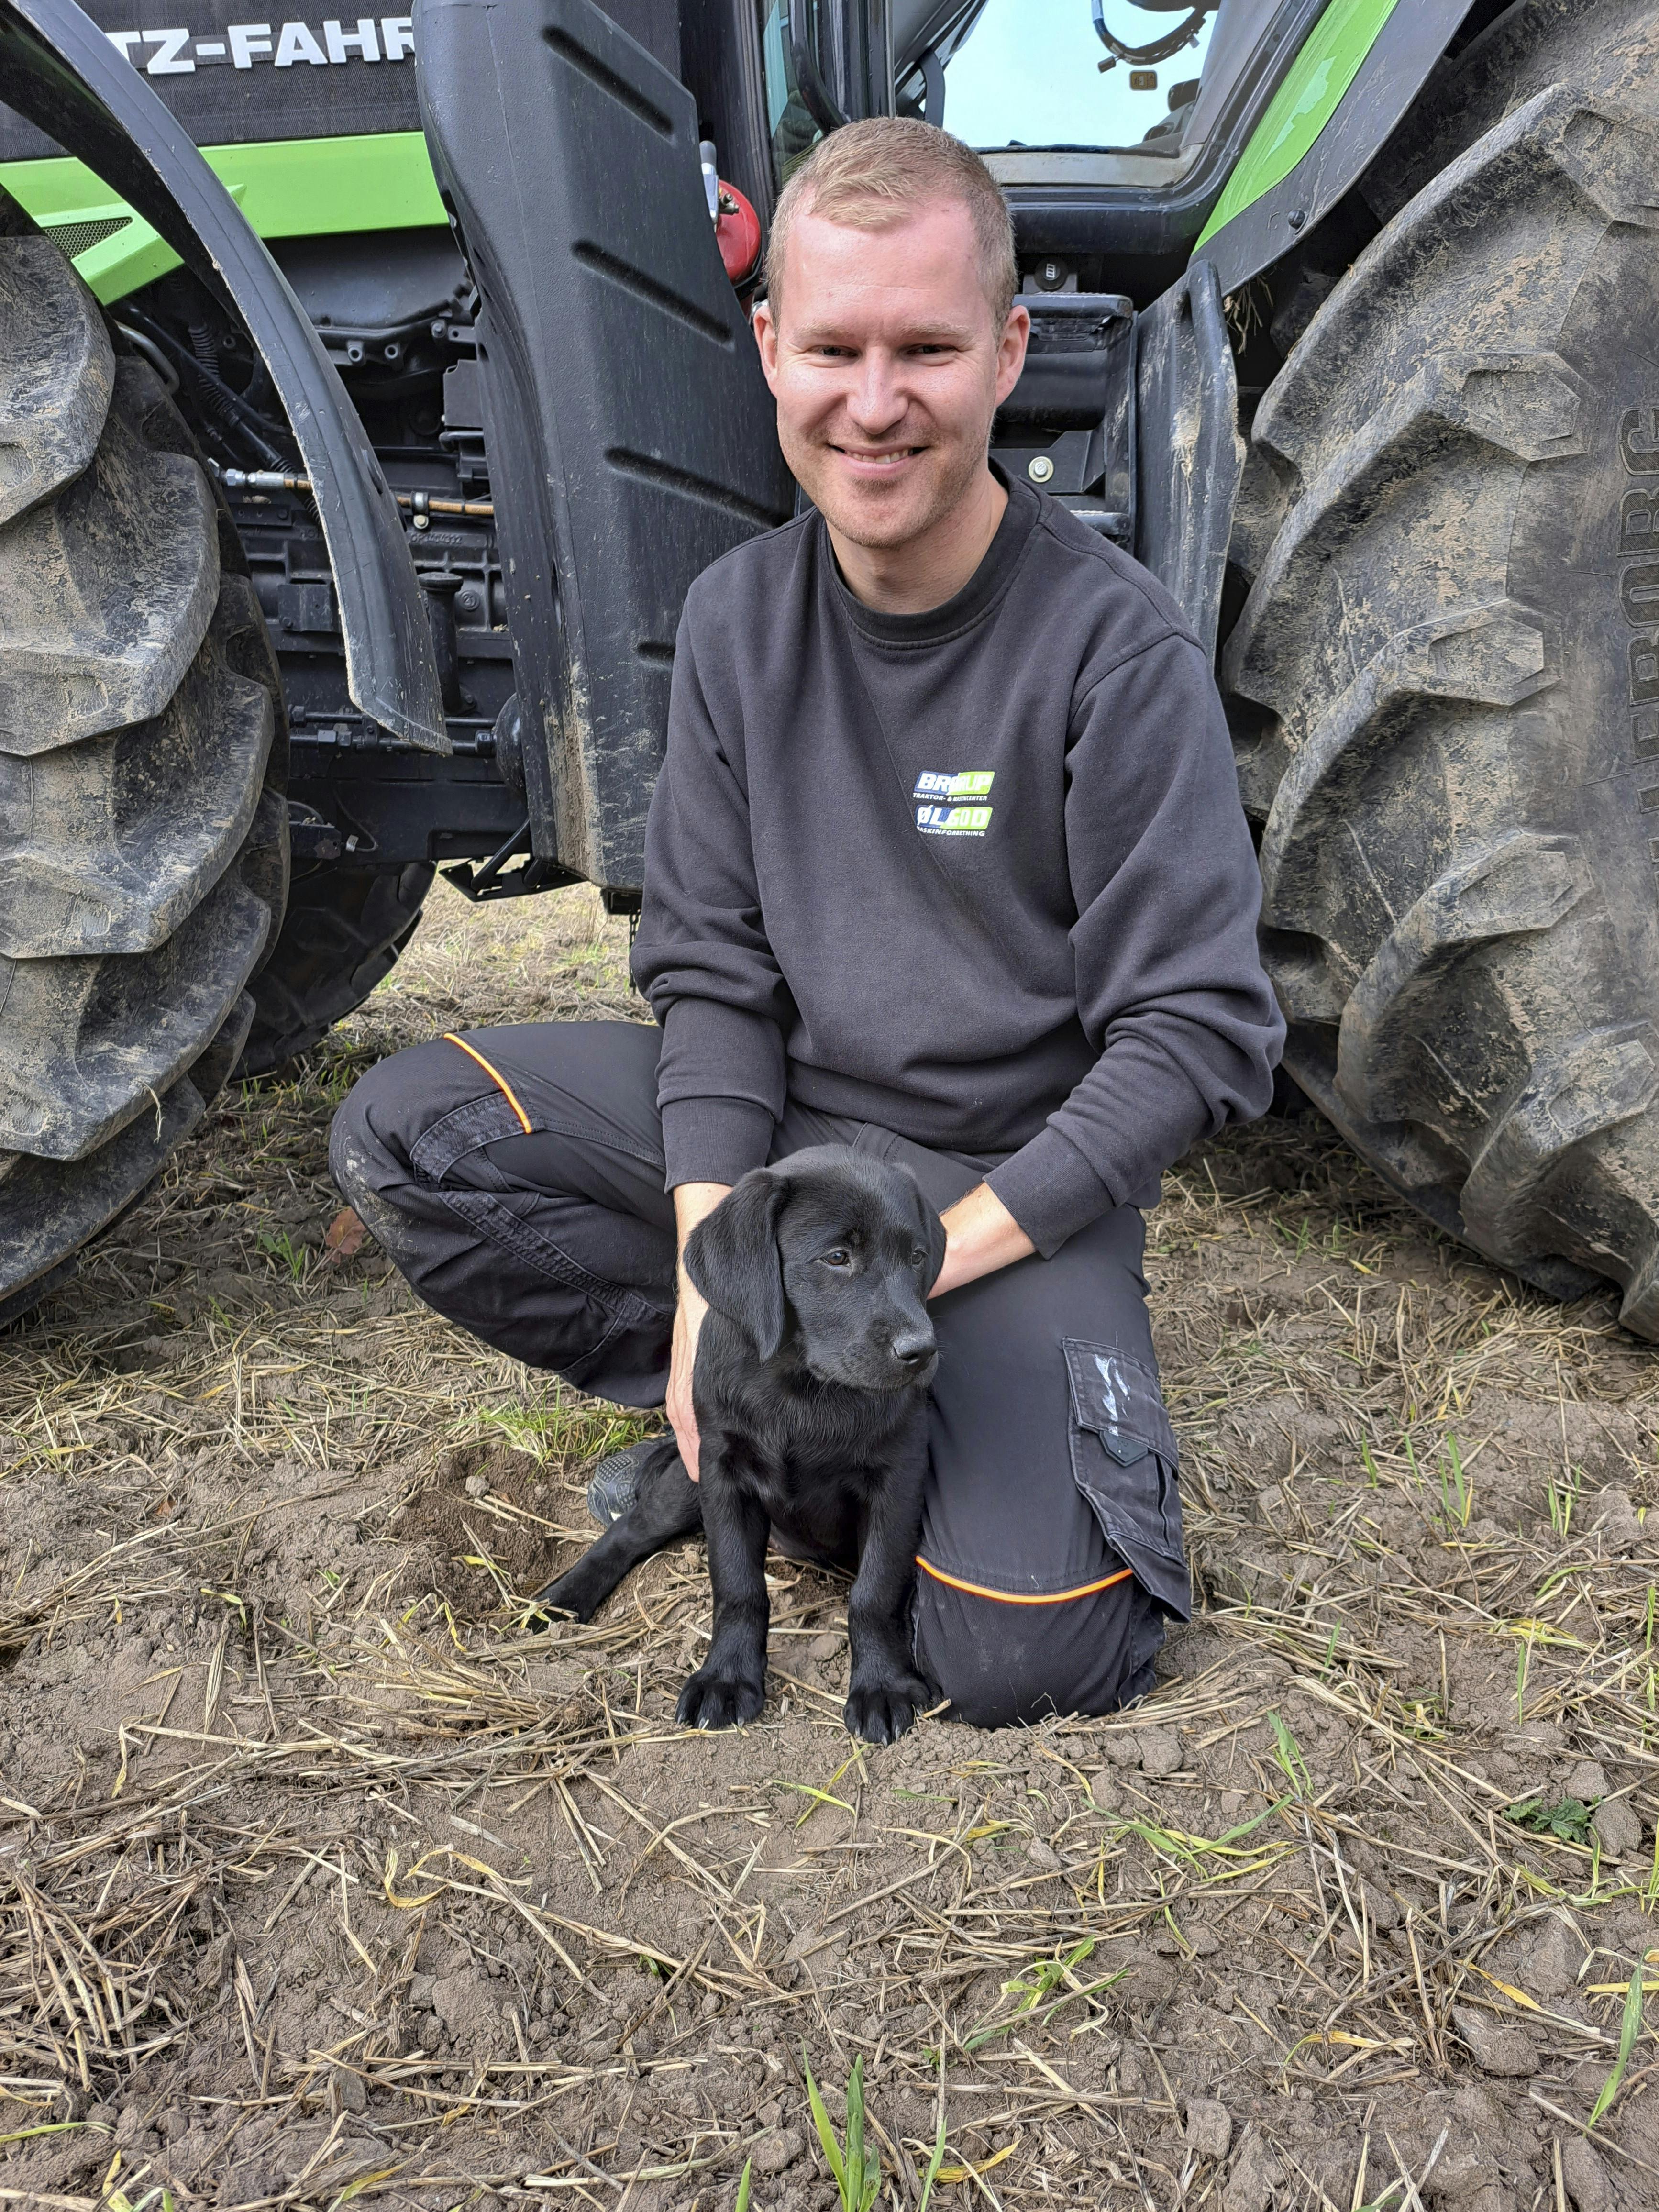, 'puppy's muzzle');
875,1323,937,1391
891,1326,936,1375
